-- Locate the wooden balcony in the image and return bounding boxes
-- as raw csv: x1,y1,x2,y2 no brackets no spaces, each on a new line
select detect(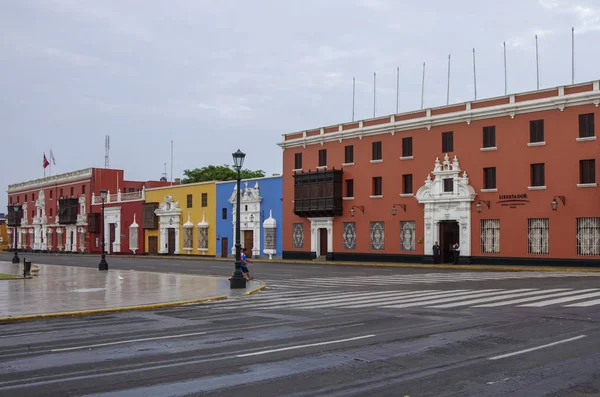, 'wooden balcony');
293,169,343,218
